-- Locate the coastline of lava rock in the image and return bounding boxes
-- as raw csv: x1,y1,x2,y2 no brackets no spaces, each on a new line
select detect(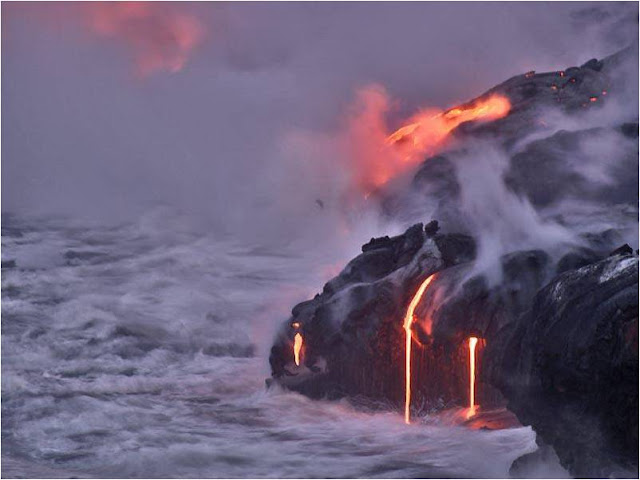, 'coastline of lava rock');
268,46,639,477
